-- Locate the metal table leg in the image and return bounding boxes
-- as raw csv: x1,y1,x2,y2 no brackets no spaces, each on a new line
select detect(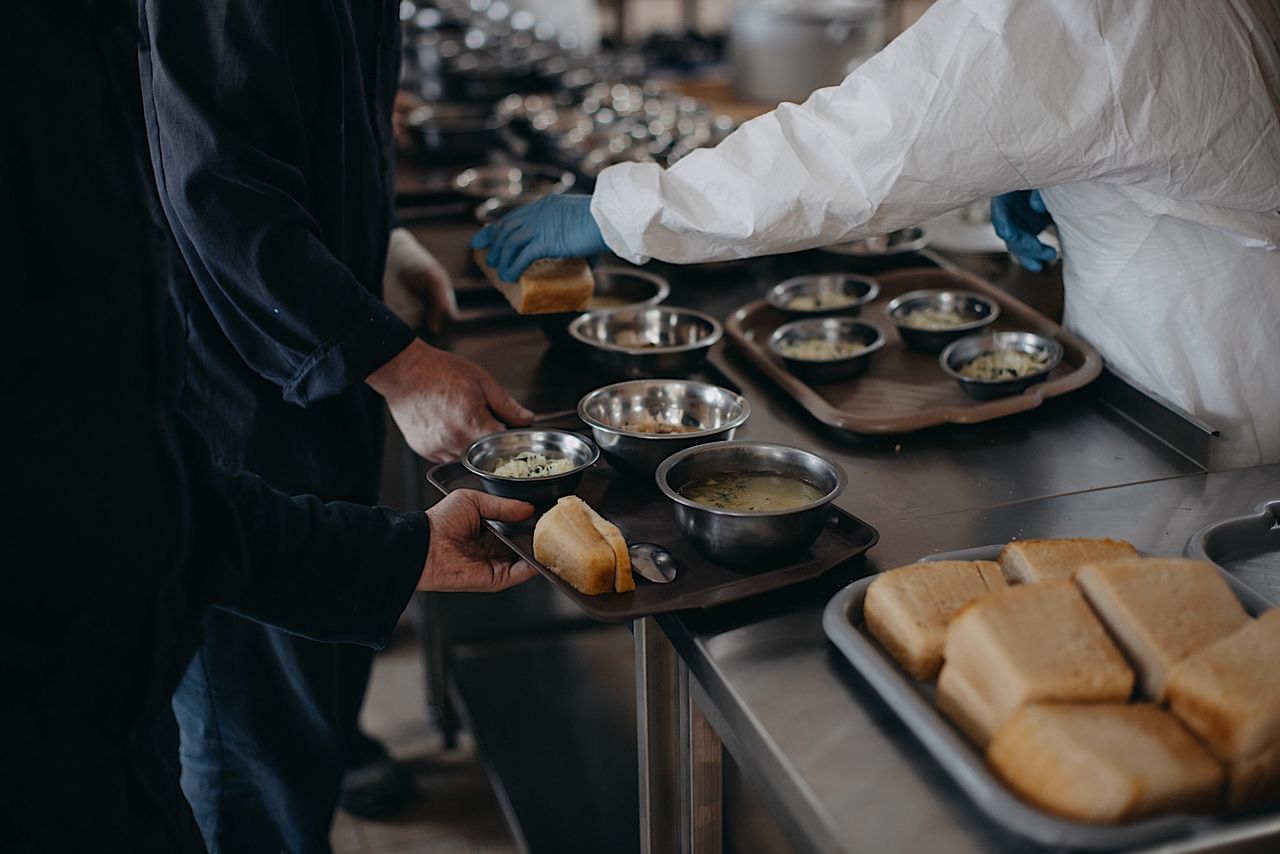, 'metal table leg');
636,617,724,854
